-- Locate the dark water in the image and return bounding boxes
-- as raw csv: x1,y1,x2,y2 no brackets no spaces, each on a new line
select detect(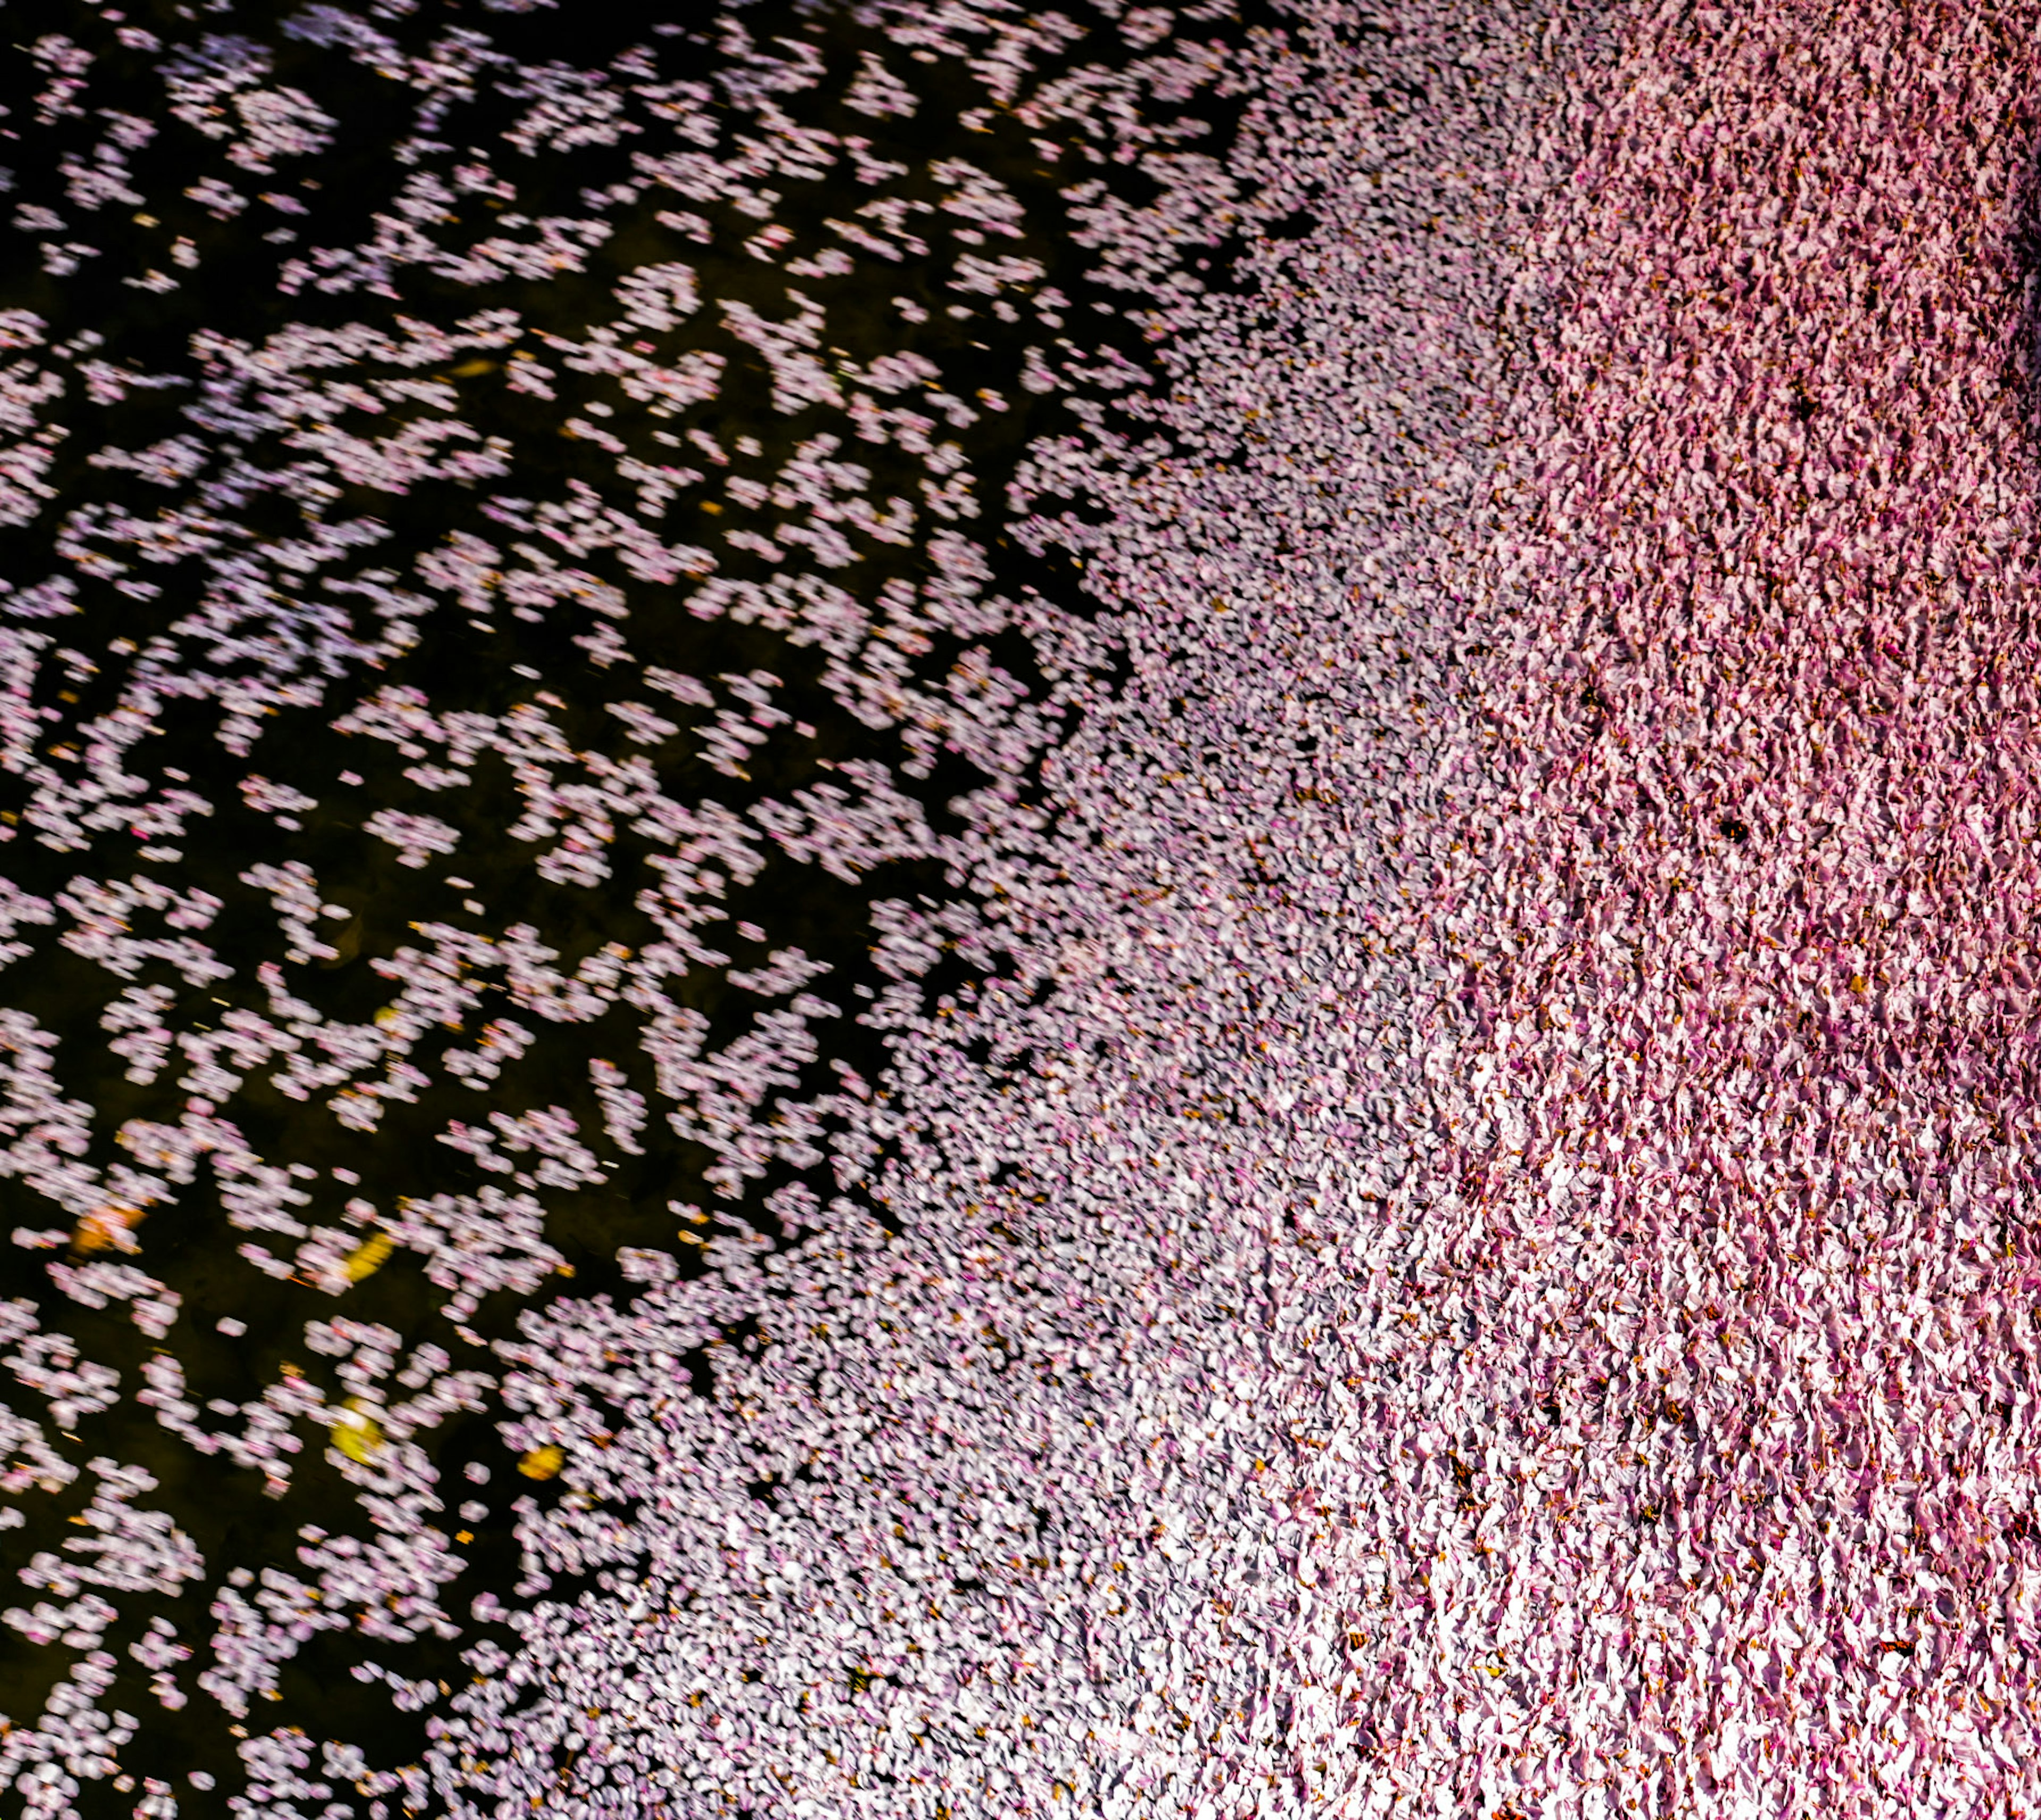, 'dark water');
0,0,1301,1808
